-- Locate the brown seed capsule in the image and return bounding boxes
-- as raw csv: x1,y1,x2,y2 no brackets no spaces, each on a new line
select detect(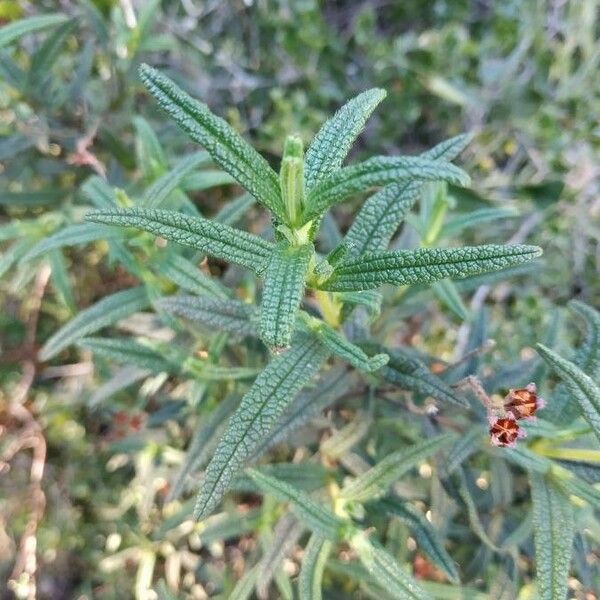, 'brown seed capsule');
488,415,525,448
504,383,545,421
